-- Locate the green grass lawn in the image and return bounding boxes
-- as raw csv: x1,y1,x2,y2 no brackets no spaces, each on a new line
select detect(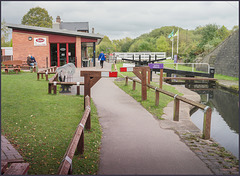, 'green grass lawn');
114,80,182,119
112,62,183,119
1,72,101,175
